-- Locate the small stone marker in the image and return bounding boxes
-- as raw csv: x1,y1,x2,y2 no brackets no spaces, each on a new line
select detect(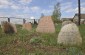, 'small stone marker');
80,19,85,24
36,16,55,33
1,21,17,34
57,23,82,46
22,22,32,31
